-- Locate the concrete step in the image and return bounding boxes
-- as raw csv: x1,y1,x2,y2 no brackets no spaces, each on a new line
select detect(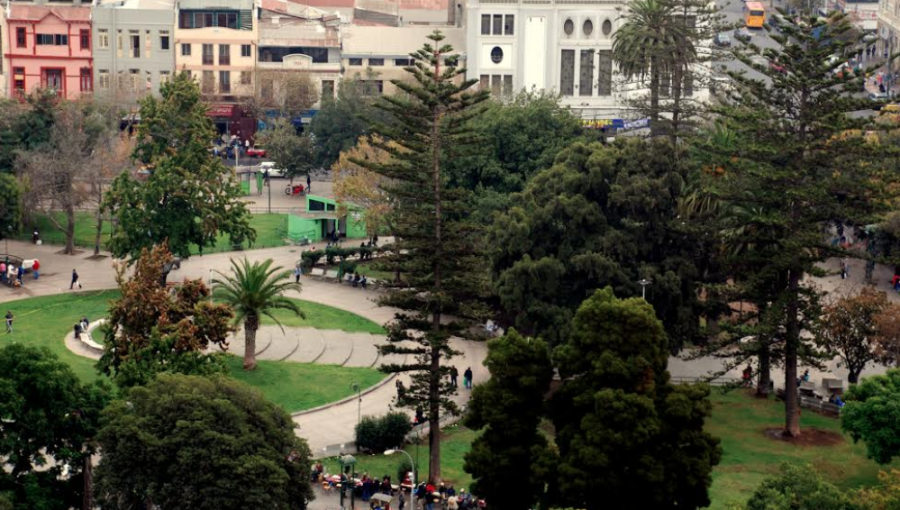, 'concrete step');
255,326,301,361
343,333,381,367
285,328,326,363
315,330,353,365
216,328,272,358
